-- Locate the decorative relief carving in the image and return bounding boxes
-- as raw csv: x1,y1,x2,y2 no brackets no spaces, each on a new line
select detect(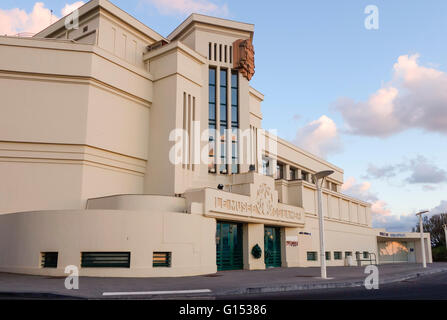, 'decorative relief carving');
233,38,255,80
255,183,273,216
